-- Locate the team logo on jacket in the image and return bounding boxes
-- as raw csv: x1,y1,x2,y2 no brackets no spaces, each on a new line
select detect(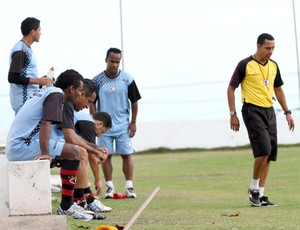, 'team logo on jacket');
109,84,116,92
